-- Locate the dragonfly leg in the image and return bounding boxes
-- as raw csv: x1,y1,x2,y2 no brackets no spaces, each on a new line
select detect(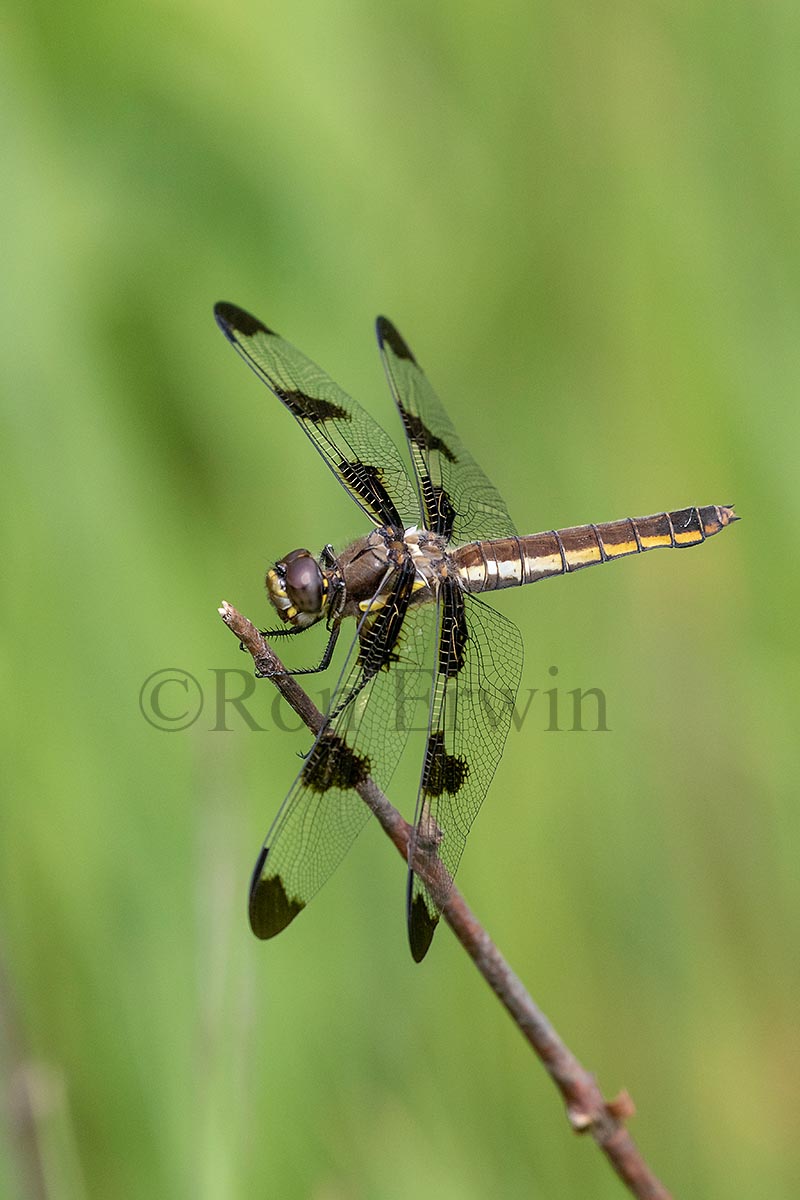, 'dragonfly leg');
237,622,303,660
257,624,341,679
